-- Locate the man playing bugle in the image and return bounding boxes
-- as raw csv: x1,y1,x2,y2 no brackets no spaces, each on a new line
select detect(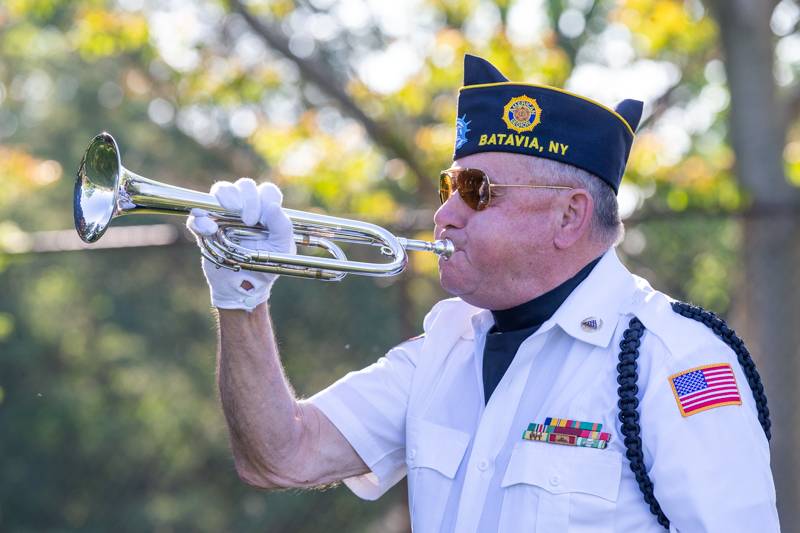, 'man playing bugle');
187,55,779,532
